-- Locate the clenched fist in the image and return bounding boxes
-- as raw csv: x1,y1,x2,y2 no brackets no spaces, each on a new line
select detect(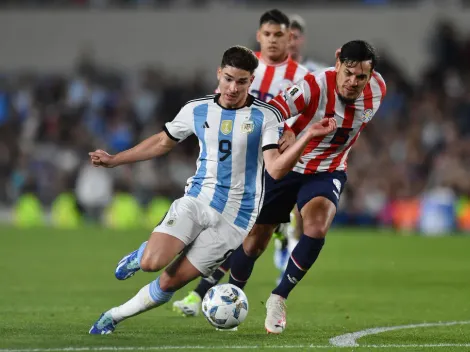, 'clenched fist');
88,149,118,168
